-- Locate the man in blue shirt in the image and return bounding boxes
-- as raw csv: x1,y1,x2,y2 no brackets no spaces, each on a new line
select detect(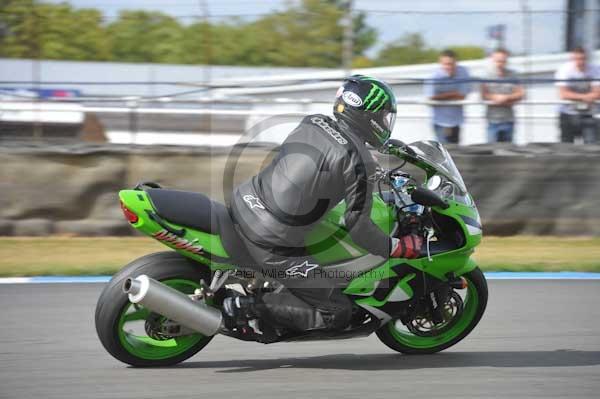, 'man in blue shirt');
424,50,472,144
